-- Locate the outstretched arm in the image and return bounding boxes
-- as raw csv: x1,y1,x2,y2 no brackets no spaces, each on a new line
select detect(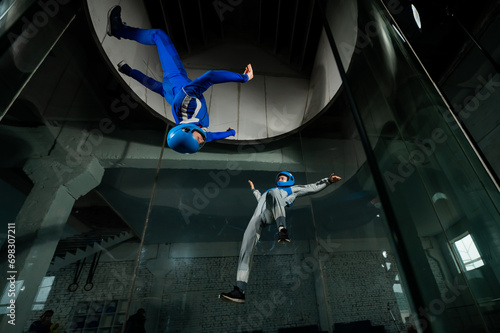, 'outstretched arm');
249,180,261,201
205,128,236,142
293,173,342,198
